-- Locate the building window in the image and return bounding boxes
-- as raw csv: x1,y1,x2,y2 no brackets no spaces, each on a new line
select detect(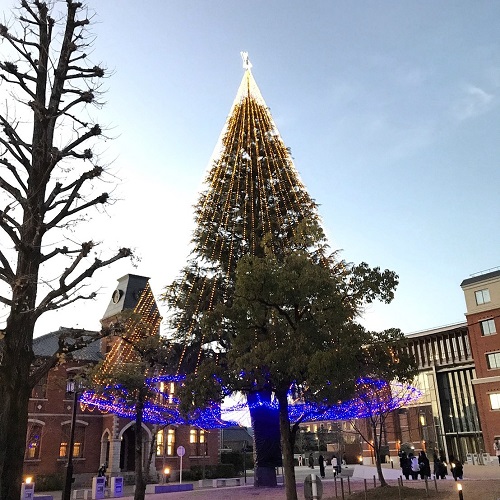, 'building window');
59,424,85,458
490,393,500,410
26,424,43,460
475,289,491,305
189,428,206,456
486,352,500,370
166,429,175,456
31,374,48,399
480,319,497,336
156,430,164,456
156,428,176,456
